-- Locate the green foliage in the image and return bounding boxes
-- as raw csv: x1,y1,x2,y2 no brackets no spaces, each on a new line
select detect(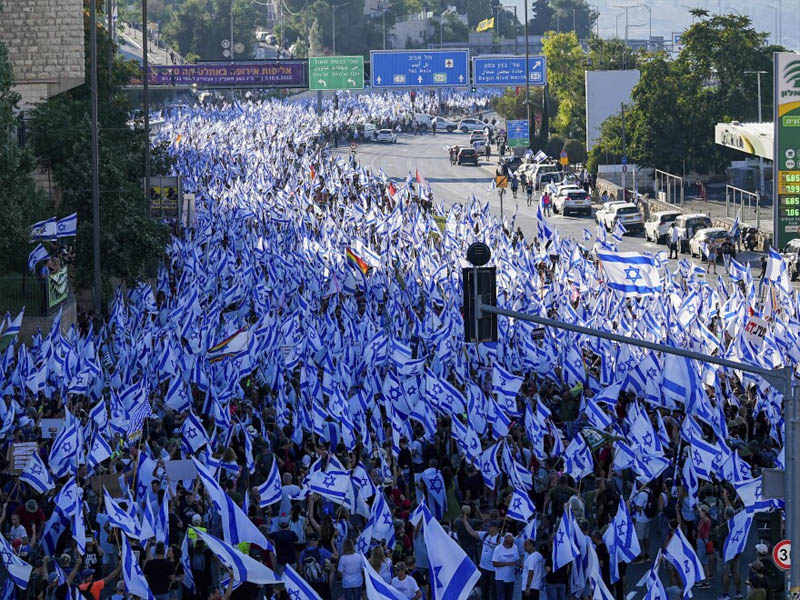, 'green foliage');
528,0,554,35
541,31,585,140
548,0,596,39
587,36,639,70
564,139,586,164
0,41,47,275
491,86,551,123
162,0,264,60
544,135,564,157
28,10,170,292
